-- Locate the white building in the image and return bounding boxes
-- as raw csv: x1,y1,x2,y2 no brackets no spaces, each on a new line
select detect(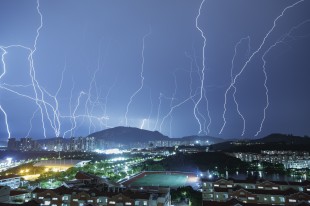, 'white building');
284,160,310,169
0,175,21,189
